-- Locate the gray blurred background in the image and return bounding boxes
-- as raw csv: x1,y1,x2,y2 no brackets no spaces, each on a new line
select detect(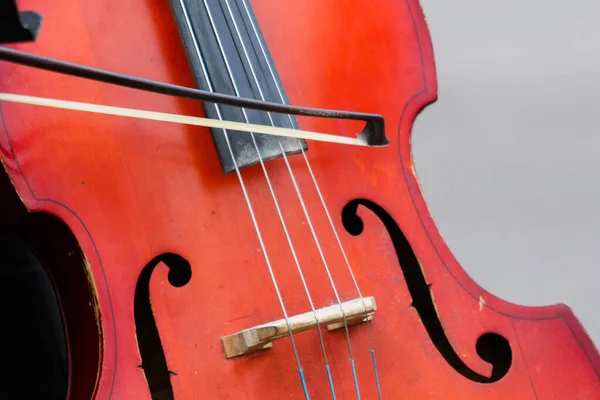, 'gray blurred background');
414,0,599,345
